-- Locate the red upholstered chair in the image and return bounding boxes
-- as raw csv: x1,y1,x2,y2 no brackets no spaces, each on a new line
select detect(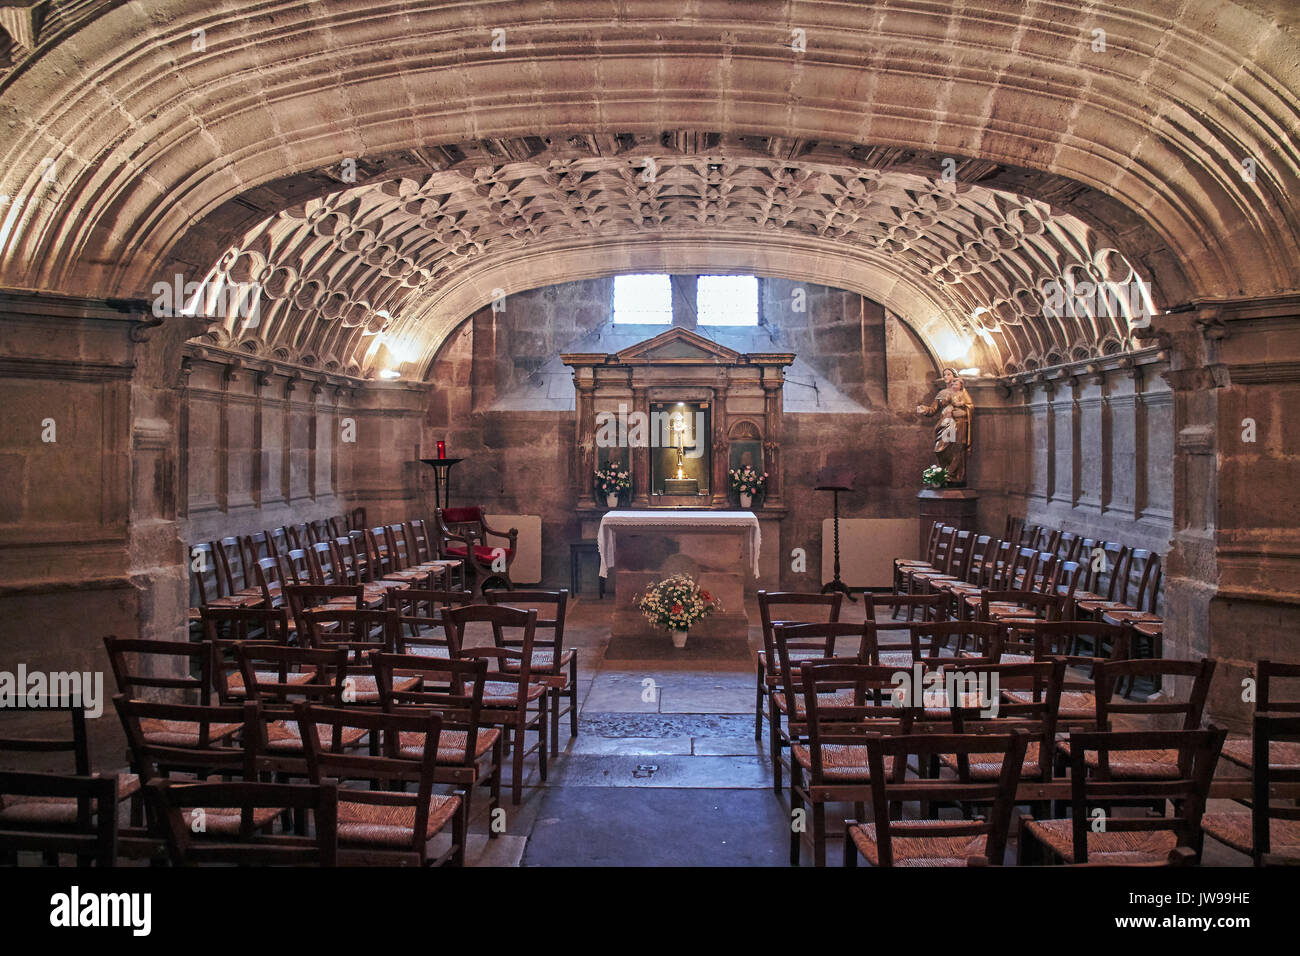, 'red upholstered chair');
435,507,518,591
